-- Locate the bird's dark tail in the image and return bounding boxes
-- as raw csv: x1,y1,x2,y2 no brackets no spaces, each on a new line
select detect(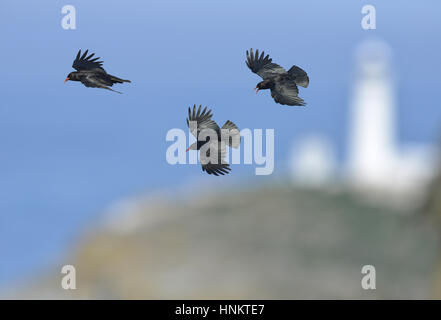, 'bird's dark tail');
109,74,131,84
288,65,309,88
221,120,241,148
